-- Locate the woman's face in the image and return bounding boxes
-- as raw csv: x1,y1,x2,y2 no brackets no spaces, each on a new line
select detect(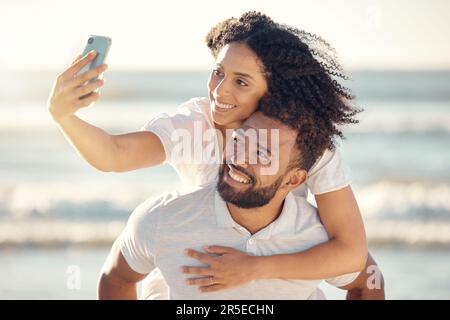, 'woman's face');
207,42,268,130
